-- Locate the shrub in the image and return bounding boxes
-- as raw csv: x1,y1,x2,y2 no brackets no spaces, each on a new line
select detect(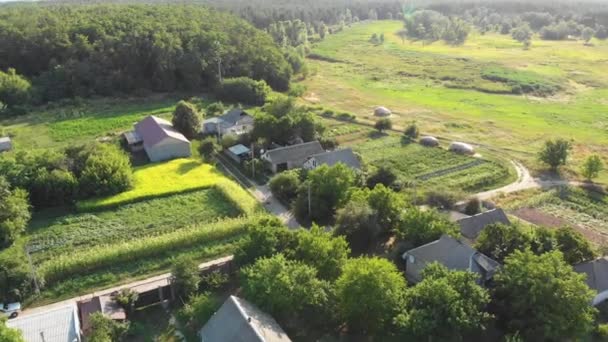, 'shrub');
539,138,572,171
177,293,221,333
200,270,229,291
424,188,460,209
78,143,133,198
581,154,603,181
336,112,356,121
88,312,129,342
319,136,338,150
404,122,420,140
205,102,225,117
216,77,271,106
268,171,301,204
374,118,392,132
464,197,481,215
114,288,138,318
171,255,201,300
367,166,397,189
220,134,238,149
198,137,218,161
